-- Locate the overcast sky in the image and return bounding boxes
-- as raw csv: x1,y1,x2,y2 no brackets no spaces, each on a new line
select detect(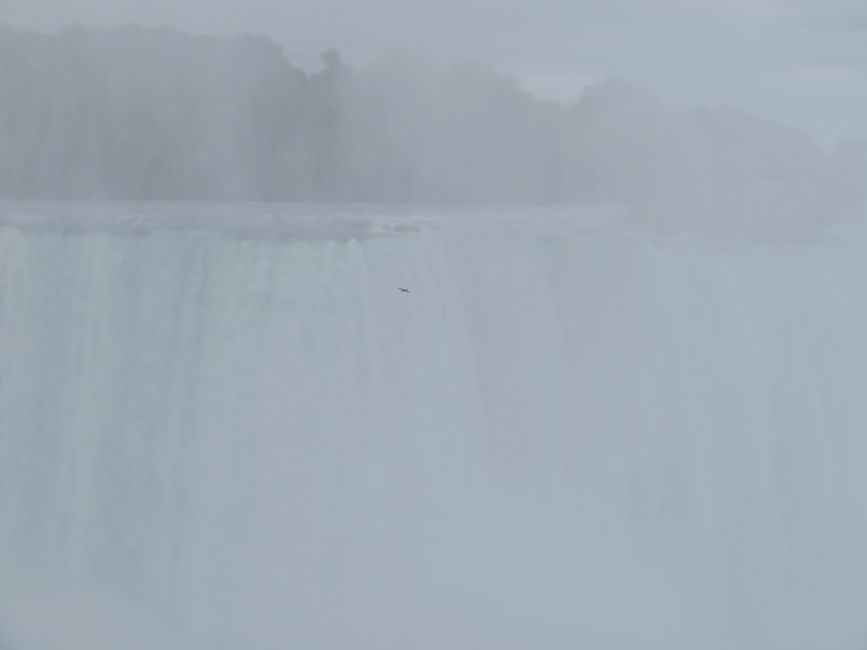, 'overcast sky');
2,0,864,143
